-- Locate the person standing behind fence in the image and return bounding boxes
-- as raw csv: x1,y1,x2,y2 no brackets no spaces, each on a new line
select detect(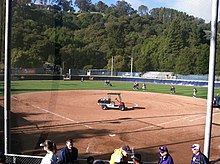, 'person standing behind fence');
110,145,131,164
58,139,78,164
87,156,95,164
0,152,6,164
158,146,174,164
131,153,142,164
191,144,210,164
40,140,57,164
